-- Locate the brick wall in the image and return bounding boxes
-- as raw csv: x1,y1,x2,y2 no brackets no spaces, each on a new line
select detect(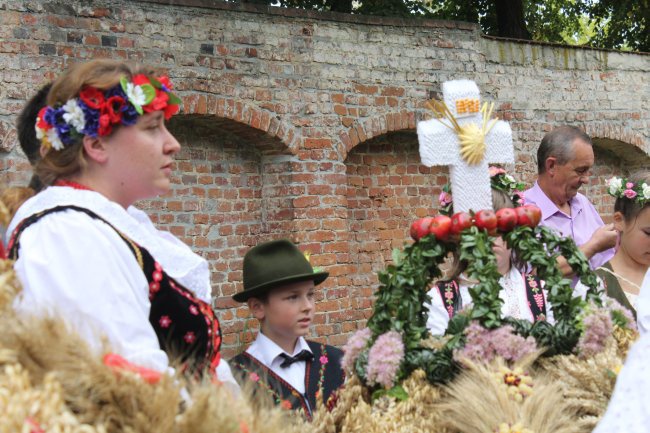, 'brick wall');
0,0,648,357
